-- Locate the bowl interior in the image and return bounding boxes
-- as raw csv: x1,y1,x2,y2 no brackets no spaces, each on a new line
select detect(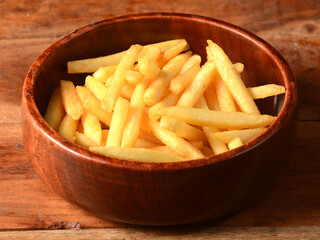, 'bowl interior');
34,15,286,122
